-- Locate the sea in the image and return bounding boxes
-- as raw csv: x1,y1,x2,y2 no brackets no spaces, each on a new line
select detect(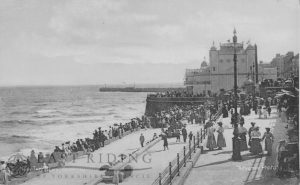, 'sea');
0,86,148,159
